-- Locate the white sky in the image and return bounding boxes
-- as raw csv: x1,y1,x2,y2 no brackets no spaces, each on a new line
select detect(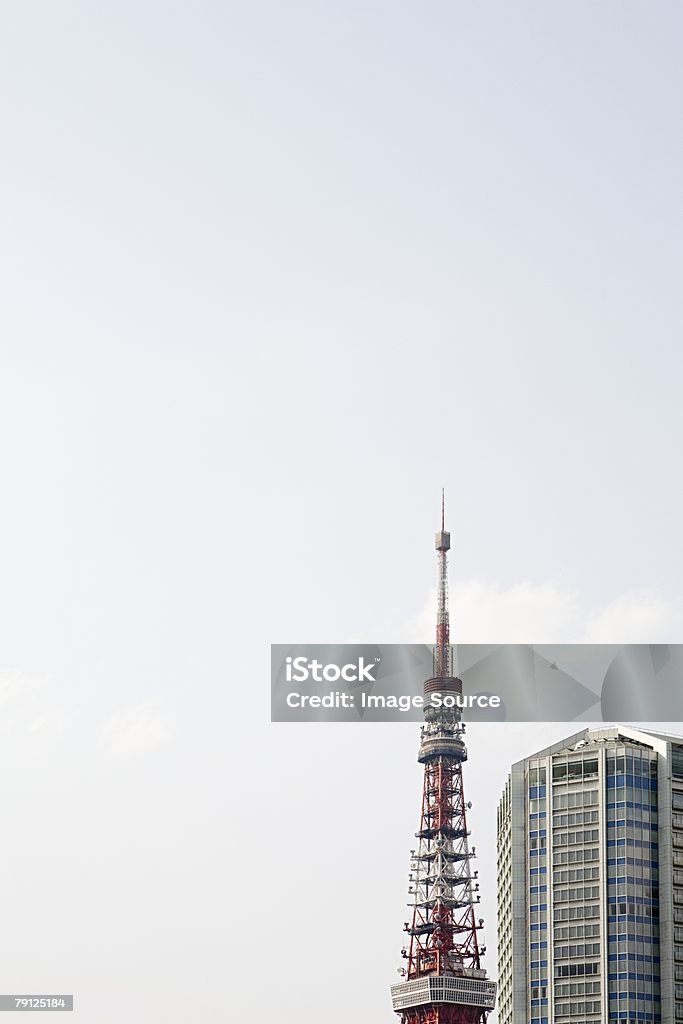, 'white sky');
0,2,682,1021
